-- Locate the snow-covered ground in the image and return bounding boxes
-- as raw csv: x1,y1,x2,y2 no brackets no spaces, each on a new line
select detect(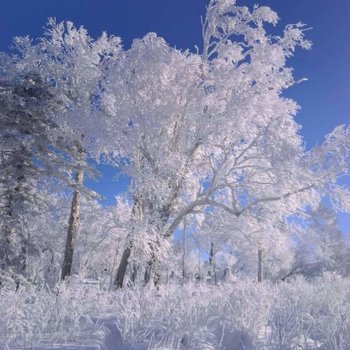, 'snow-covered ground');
1,274,350,350
2,317,123,350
